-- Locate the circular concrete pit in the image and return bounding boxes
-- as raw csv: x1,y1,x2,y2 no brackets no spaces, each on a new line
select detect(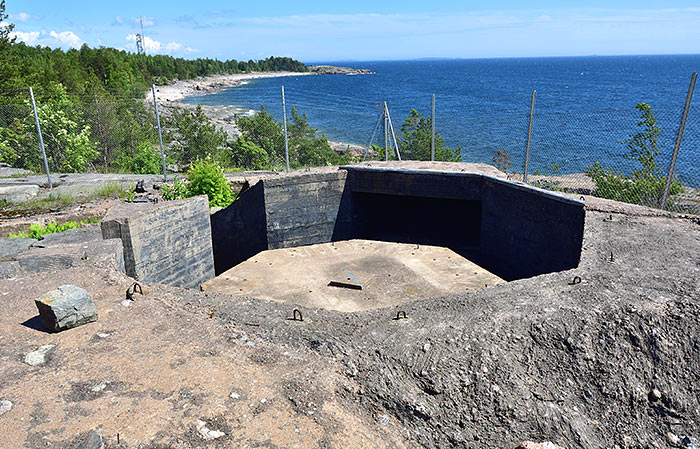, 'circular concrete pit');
201,239,505,312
